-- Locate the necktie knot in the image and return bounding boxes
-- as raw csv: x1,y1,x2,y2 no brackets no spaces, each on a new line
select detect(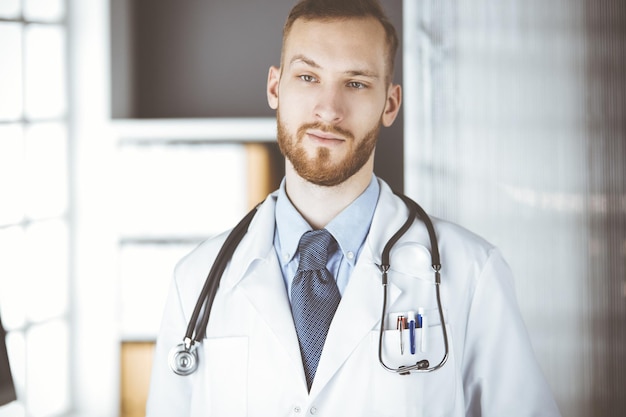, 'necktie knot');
297,229,333,271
